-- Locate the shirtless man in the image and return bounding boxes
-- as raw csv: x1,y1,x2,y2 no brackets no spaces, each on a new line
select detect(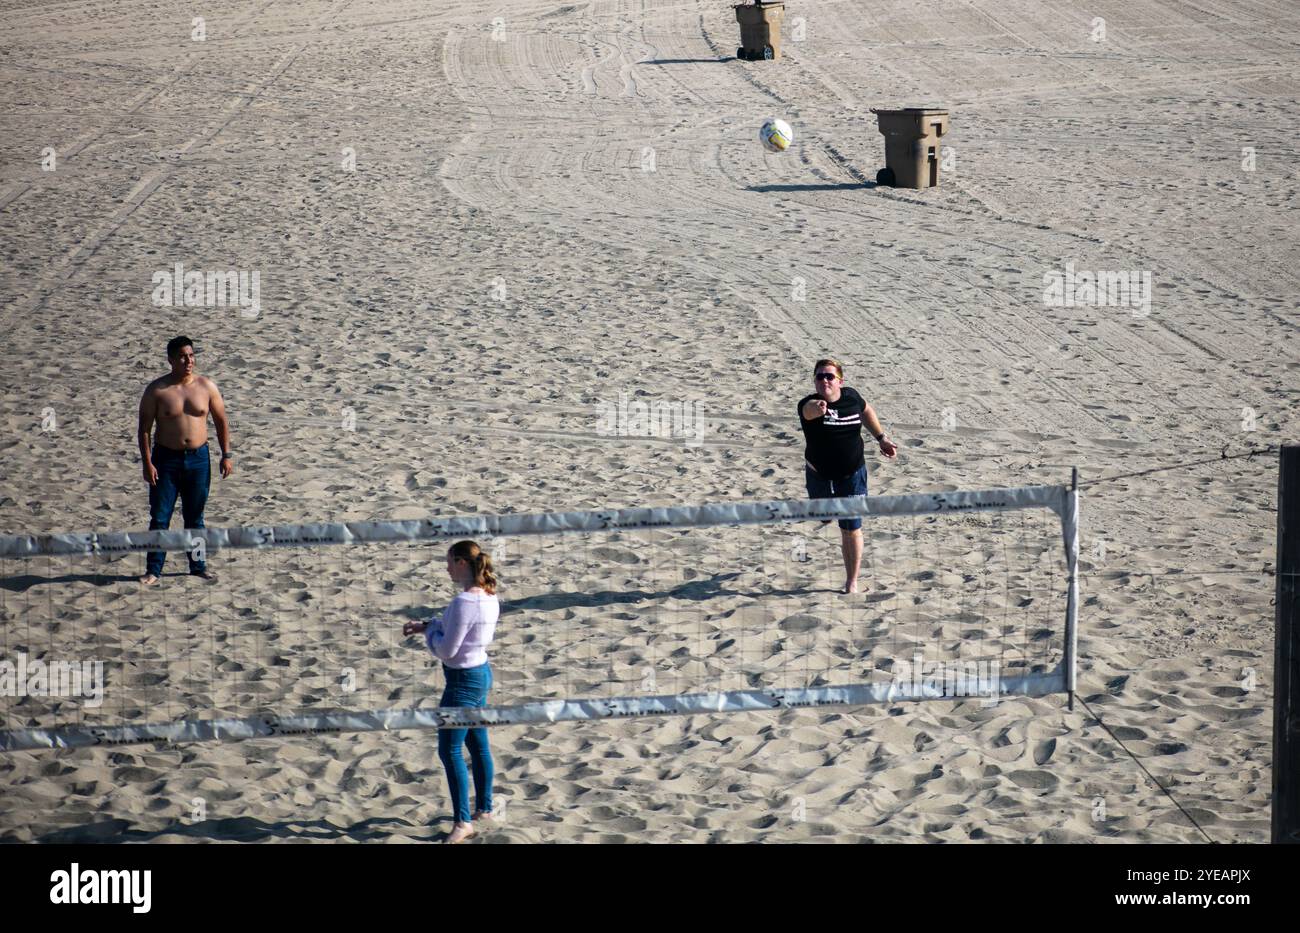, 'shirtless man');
798,358,897,594
137,336,233,585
